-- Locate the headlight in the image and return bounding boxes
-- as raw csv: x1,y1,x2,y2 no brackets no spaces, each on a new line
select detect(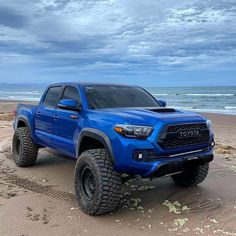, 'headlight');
206,119,213,130
114,124,153,138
